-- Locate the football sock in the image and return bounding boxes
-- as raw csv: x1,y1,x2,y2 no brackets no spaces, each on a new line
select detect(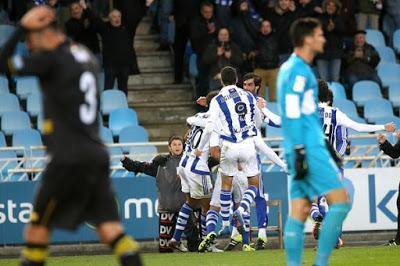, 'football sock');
284,217,305,266
206,209,219,234
220,190,232,227
200,214,207,239
238,186,258,214
255,195,267,229
315,203,351,266
242,212,251,245
172,203,193,241
21,243,48,266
